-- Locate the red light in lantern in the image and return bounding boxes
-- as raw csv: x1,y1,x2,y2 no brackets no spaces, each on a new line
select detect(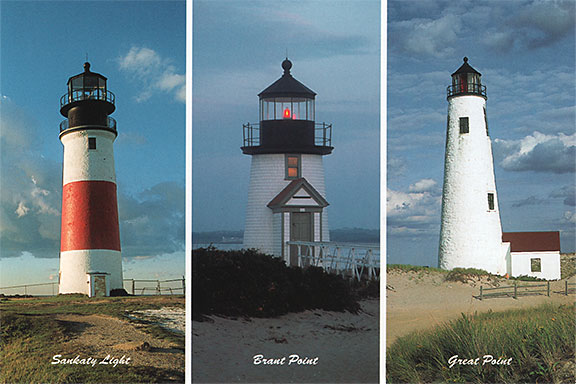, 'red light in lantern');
283,108,291,119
